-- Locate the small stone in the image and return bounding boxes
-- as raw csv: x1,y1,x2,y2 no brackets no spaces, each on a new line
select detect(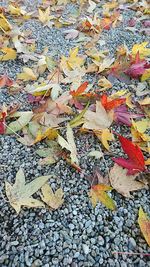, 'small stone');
74,252,80,258
82,244,89,255
33,259,42,266
68,224,75,230
128,237,137,249
11,241,19,246
98,236,105,246
139,260,146,267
